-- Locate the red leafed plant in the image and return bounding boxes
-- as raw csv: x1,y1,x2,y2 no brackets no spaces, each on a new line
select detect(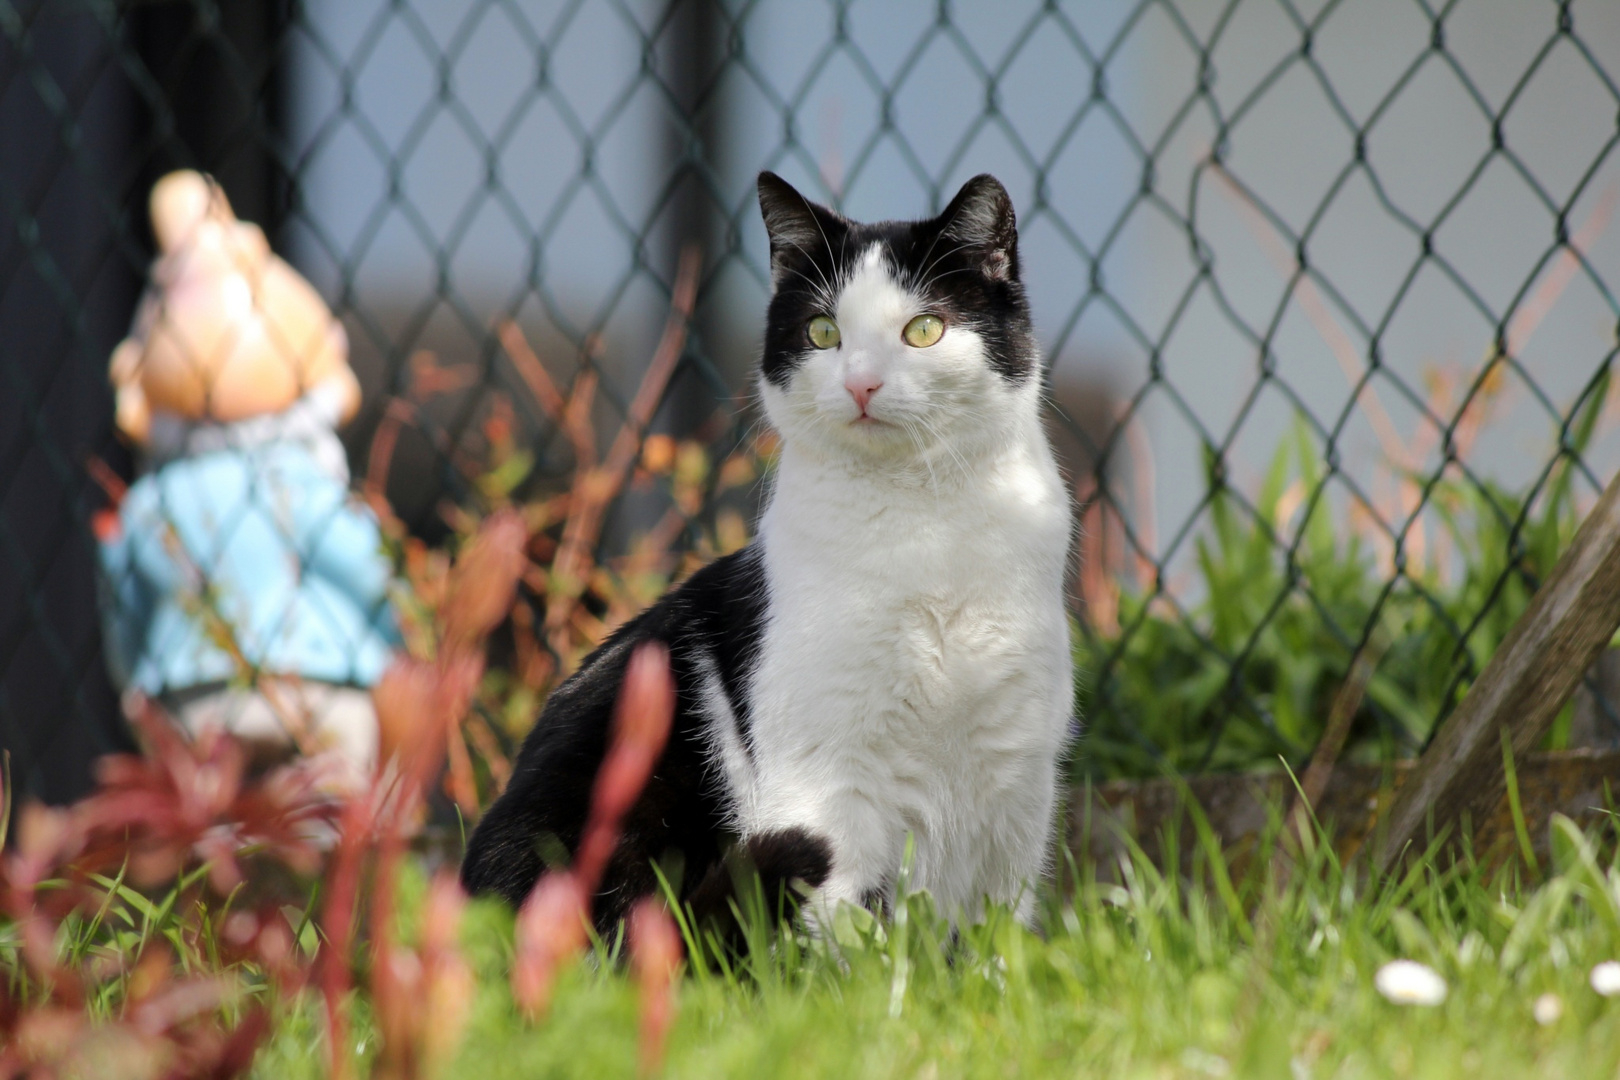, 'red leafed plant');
0,705,336,1080
318,509,527,1080
510,641,685,1075
0,511,688,1079
2,257,718,1078
0,510,527,1080
364,247,770,823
